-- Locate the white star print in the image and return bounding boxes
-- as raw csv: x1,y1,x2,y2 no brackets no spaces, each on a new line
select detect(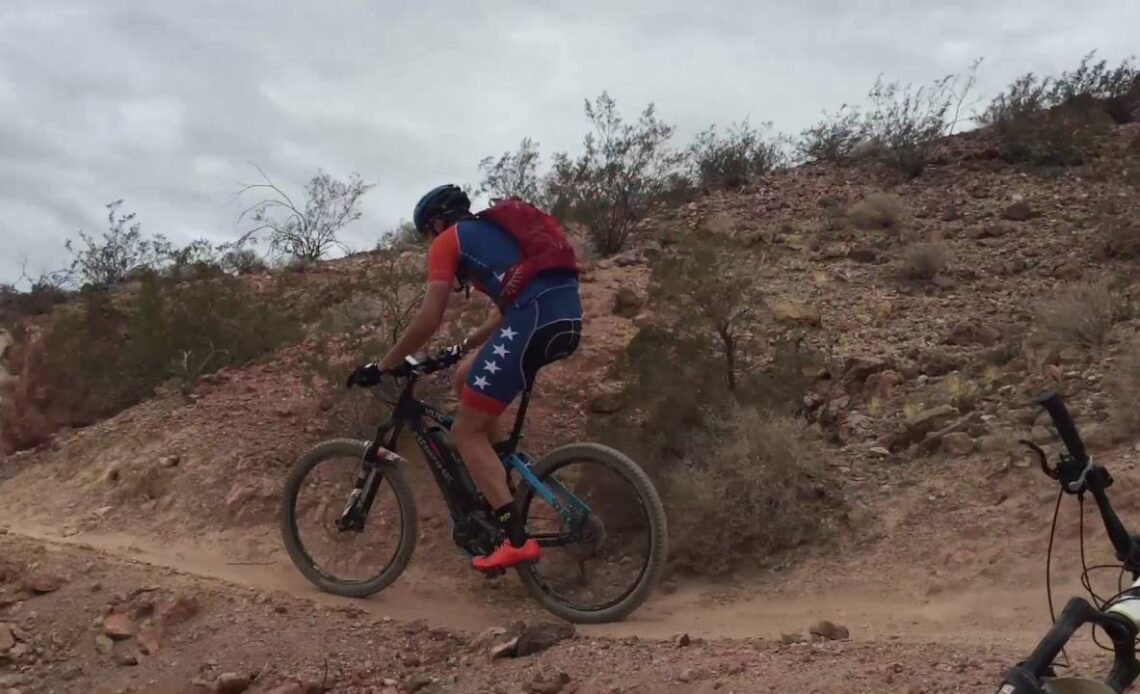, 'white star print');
492,344,509,358
483,360,501,374
499,327,518,340
473,375,490,389
494,272,505,282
